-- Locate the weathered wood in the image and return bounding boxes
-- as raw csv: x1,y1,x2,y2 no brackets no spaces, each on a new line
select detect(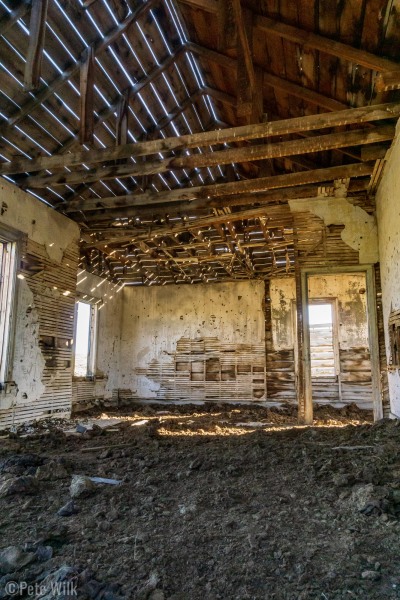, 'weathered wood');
255,15,400,72
64,162,375,214
0,0,30,37
116,90,130,148
24,125,394,188
181,1,400,71
84,205,296,248
191,42,349,112
218,0,236,50
233,1,255,117
262,72,348,112
178,0,218,11
2,103,399,176
24,0,49,91
375,70,400,91
3,0,157,132
79,46,95,146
